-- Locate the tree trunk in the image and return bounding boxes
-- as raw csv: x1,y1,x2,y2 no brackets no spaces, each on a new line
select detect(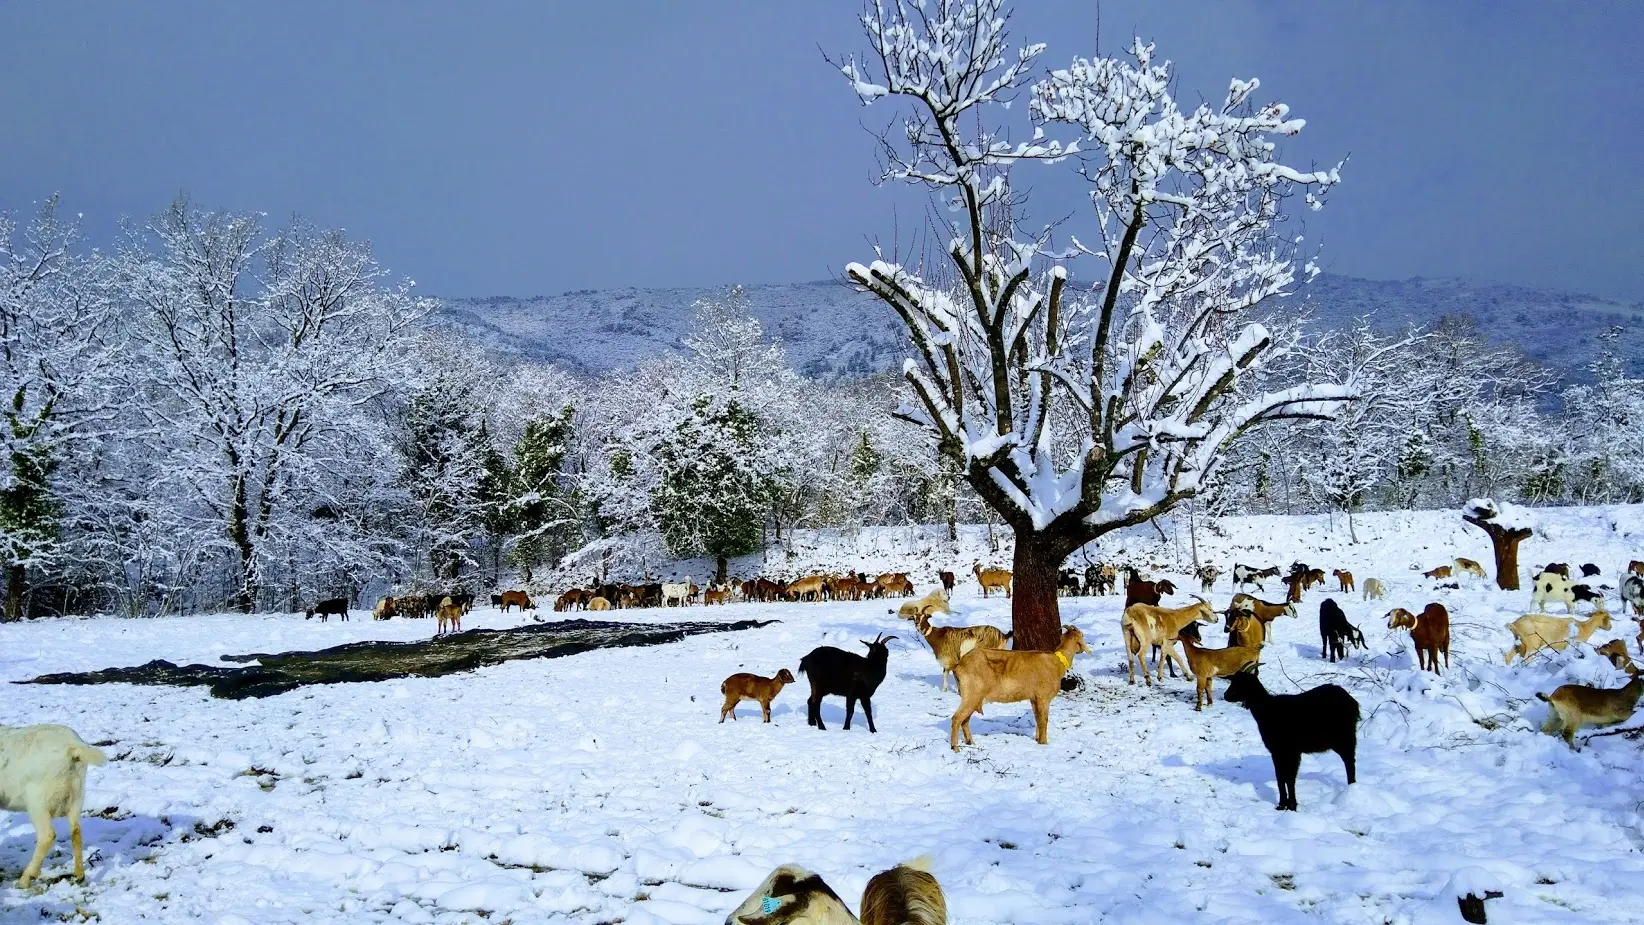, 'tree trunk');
716,555,729,586
3,563,24,621
228,478,256,614
1462,513,1531,591
1010,533,1065,651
